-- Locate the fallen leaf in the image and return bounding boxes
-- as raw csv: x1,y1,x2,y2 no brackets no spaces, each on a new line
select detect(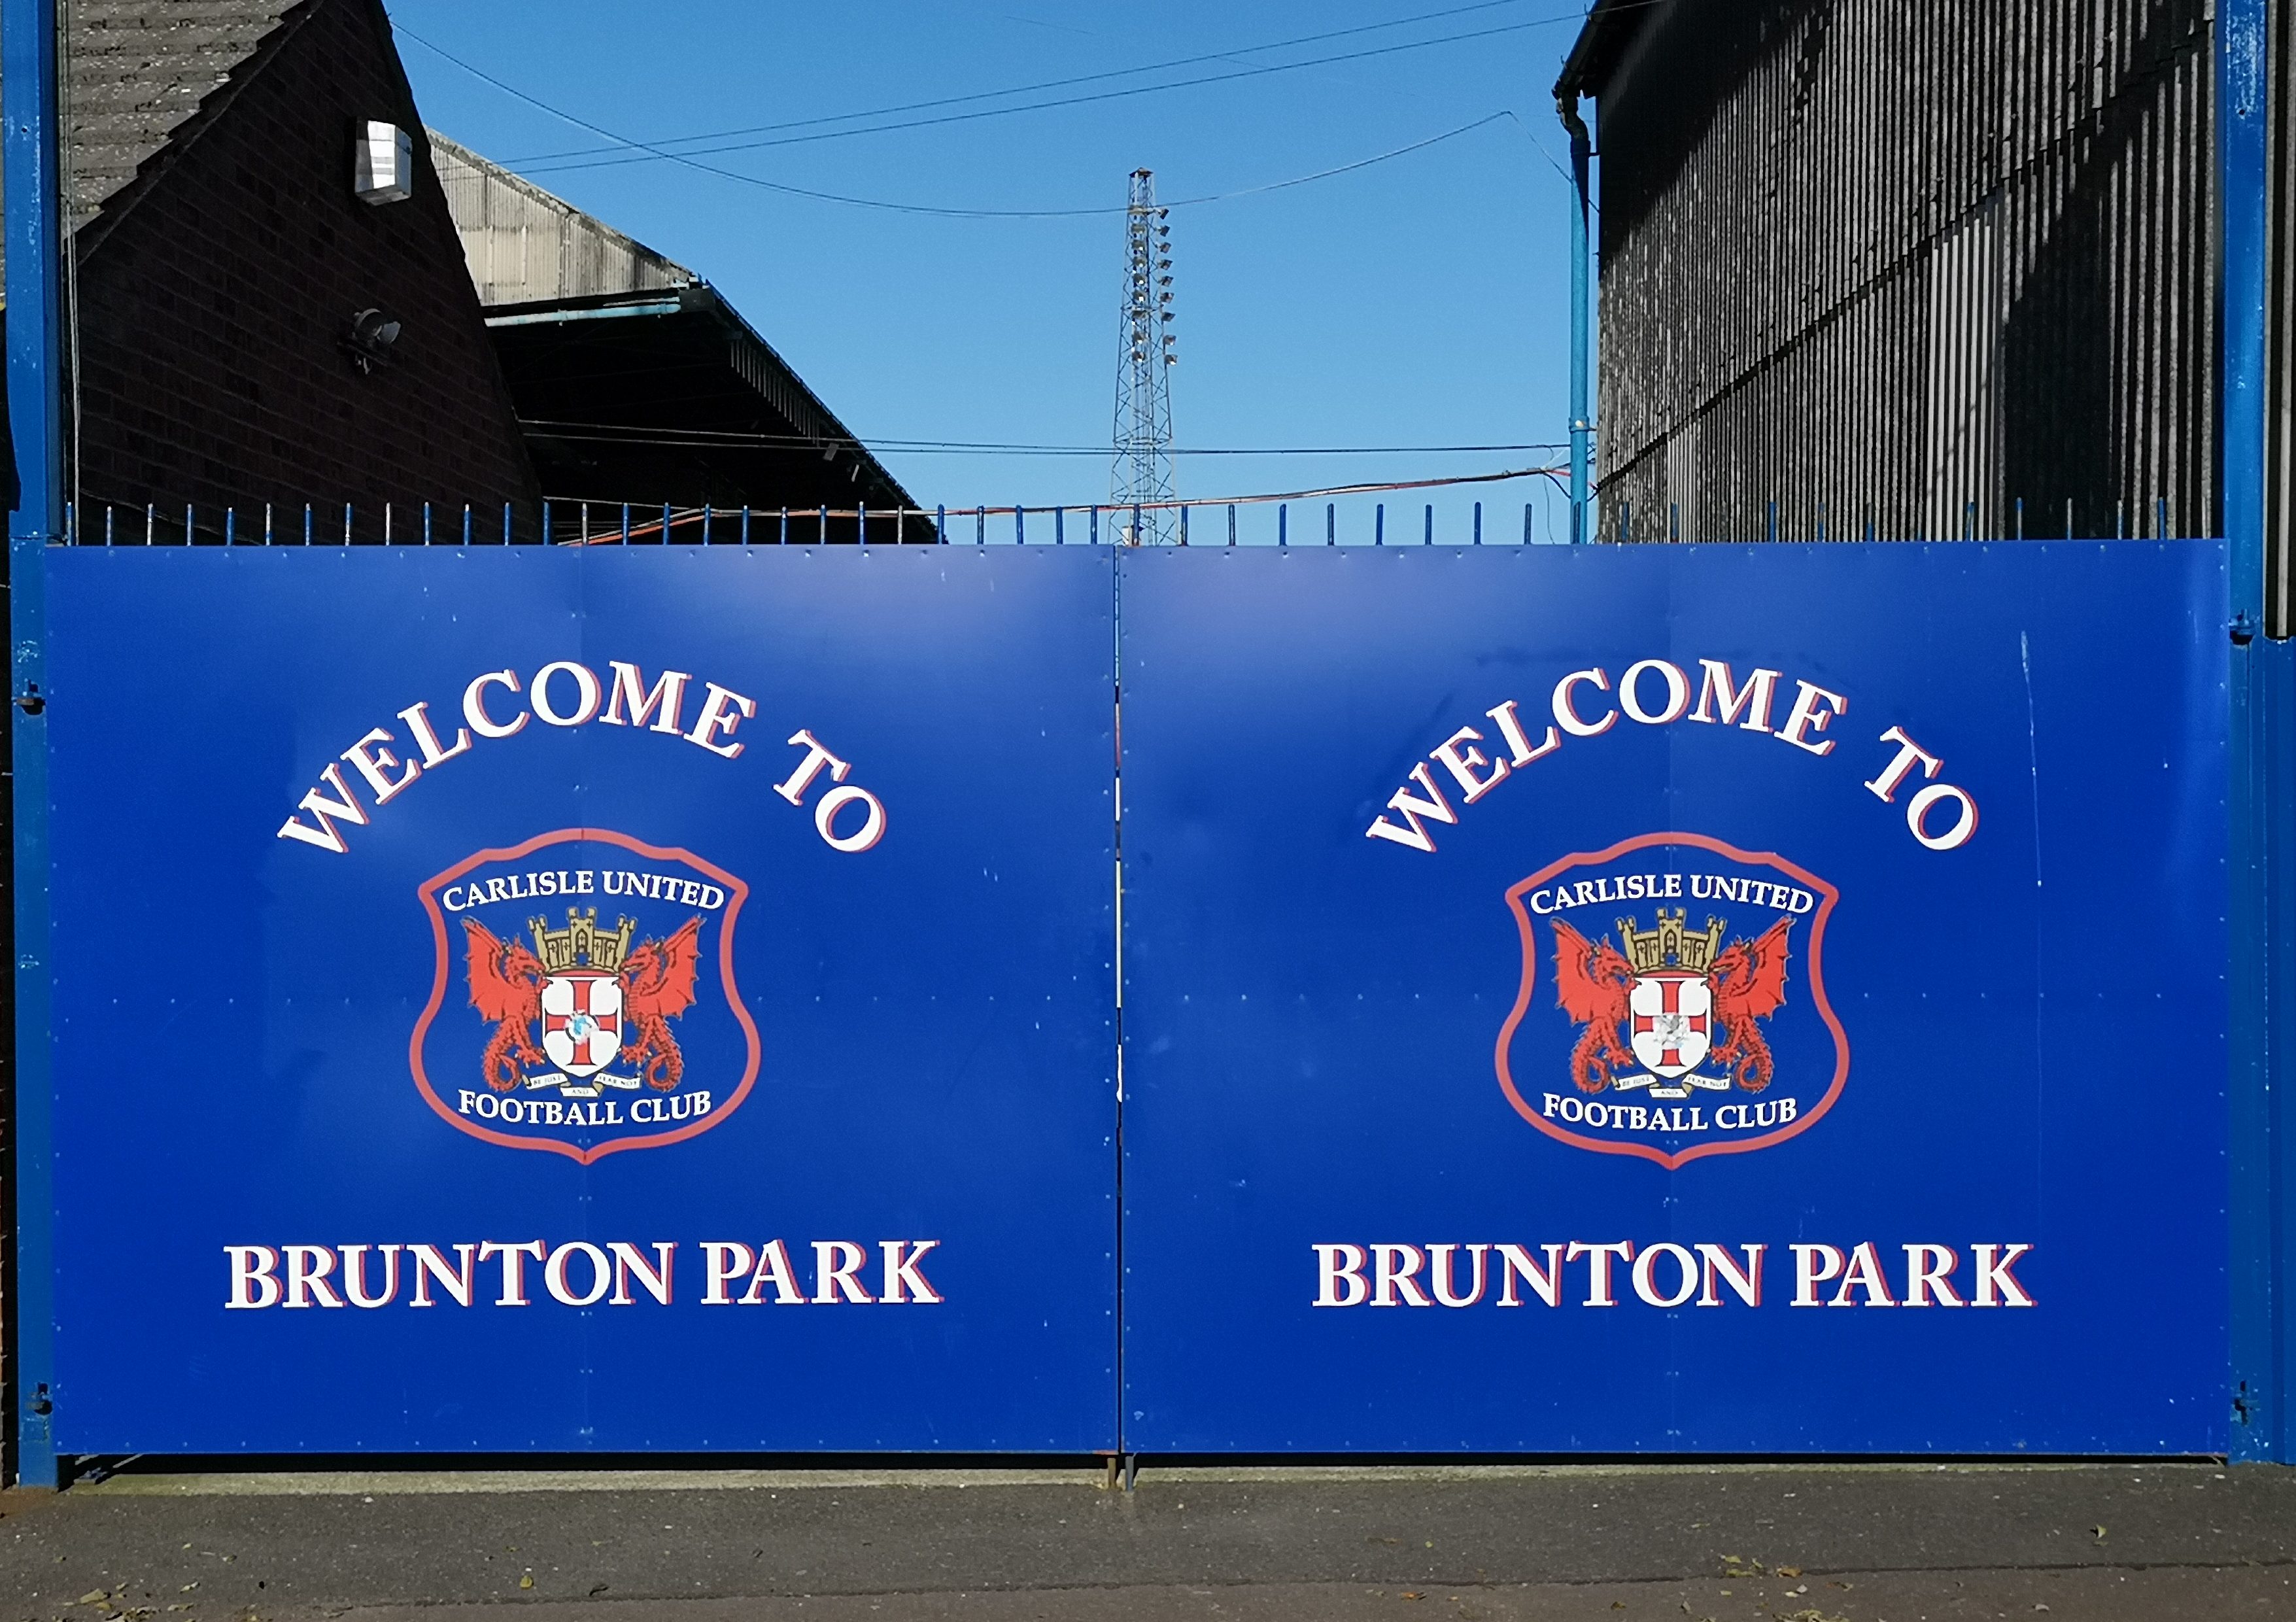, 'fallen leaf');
590,1583,609,1596
519,1575,535,1591
77,1592,111,1606
1401,1593,1424,1602
1777,1566,1804,1578
2091,1525,2108,1542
